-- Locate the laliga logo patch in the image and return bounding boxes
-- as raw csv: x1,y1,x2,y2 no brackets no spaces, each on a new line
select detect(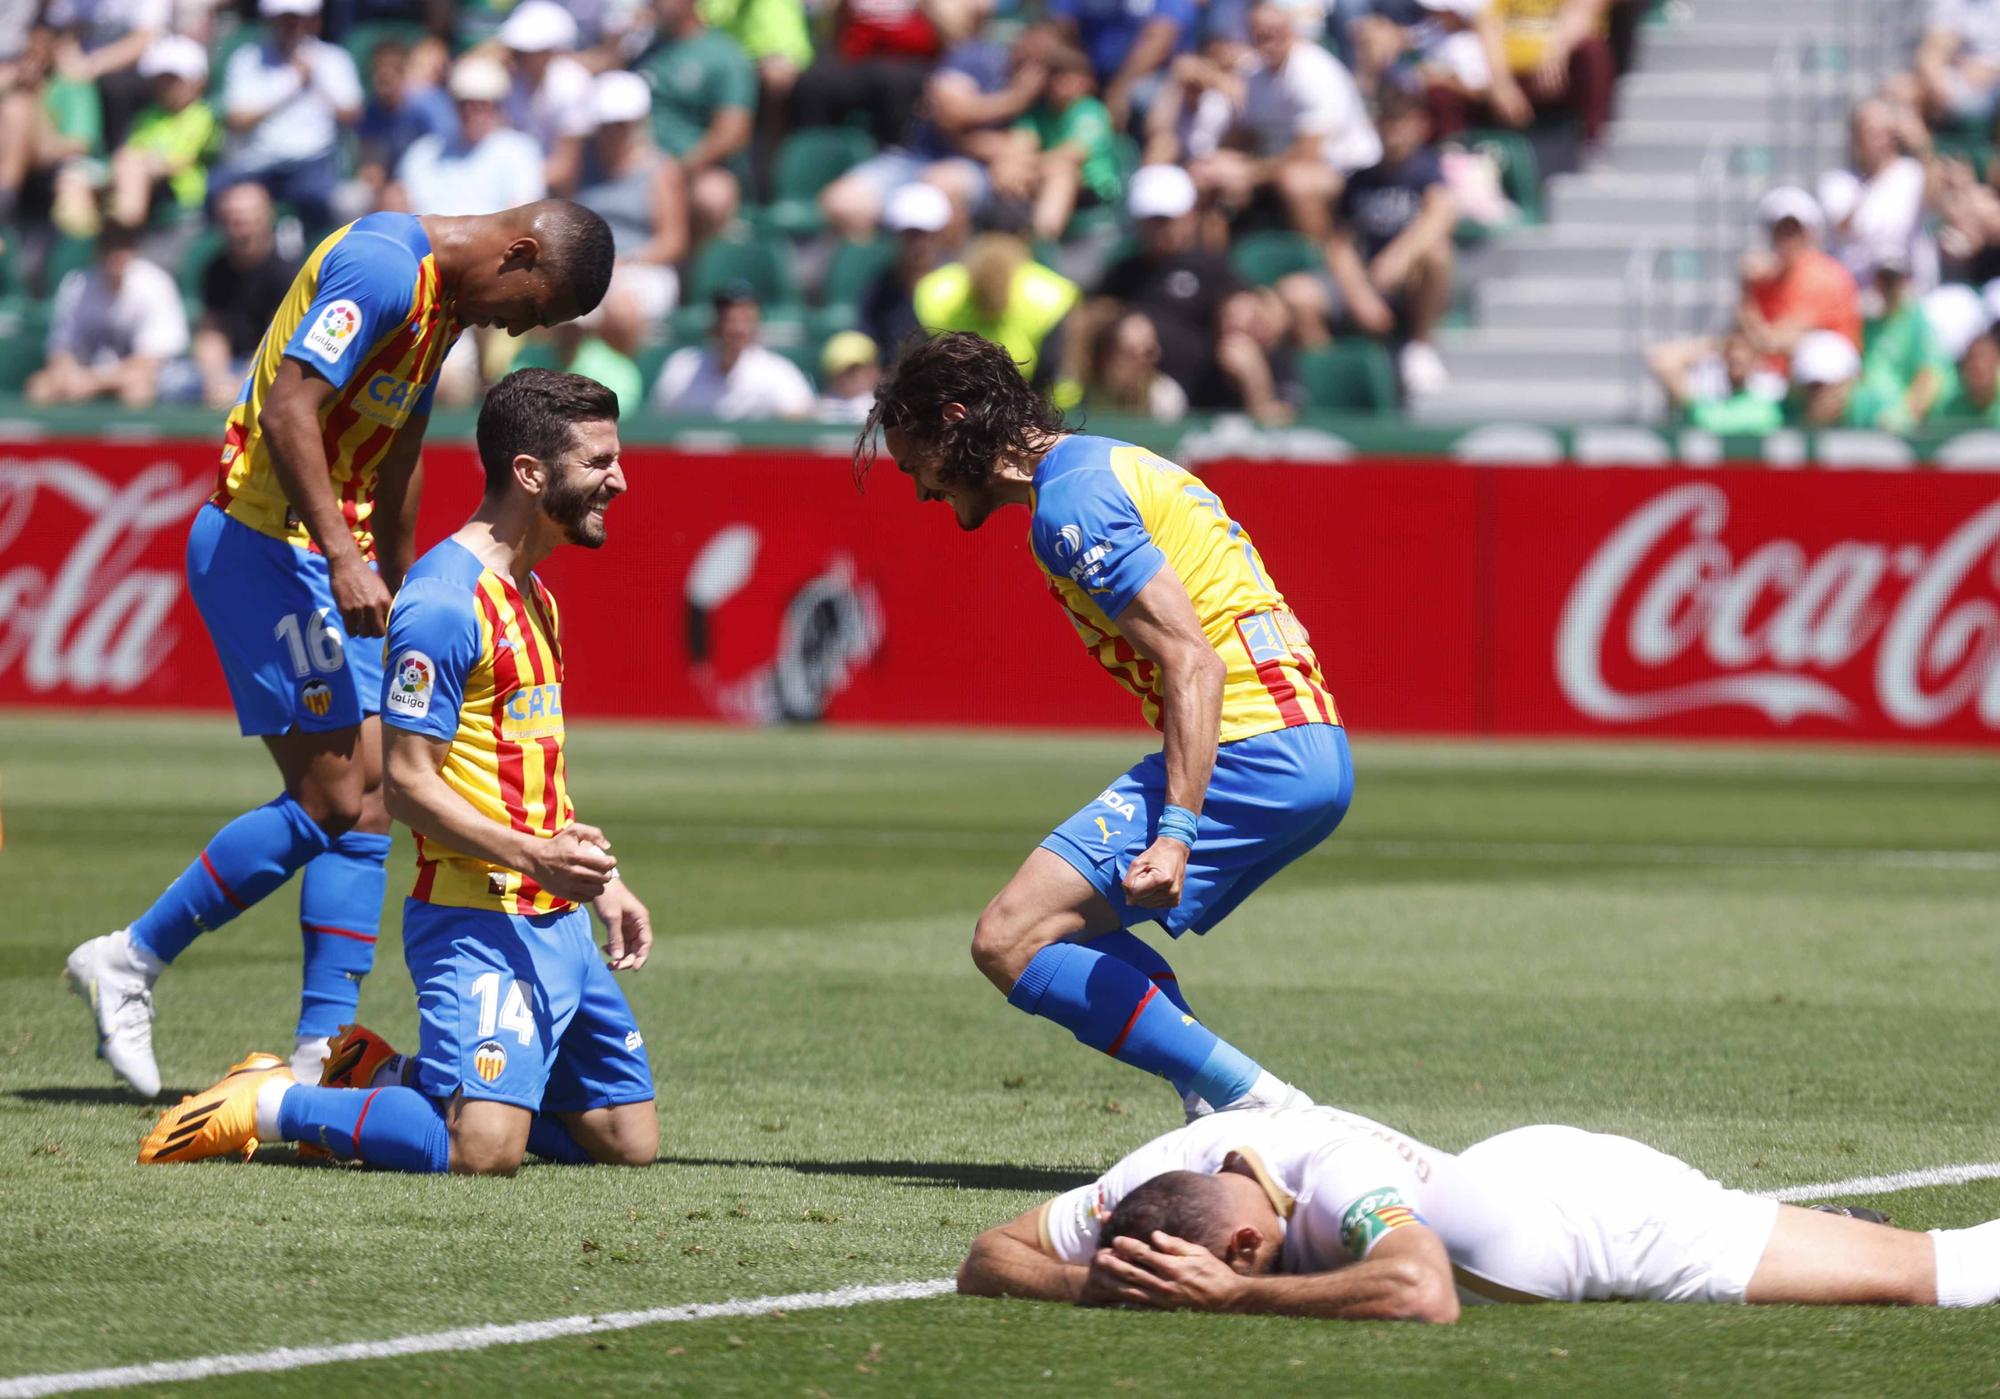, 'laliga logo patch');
301,678,333,718
473,1039,508,1083
386,650,433,719
303,298,363,364
1056,524,1084,558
